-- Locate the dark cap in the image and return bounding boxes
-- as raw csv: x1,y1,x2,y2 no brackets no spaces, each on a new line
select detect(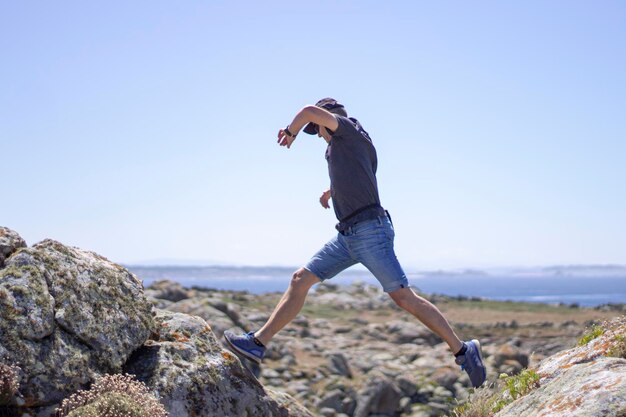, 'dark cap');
303,97,348,135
